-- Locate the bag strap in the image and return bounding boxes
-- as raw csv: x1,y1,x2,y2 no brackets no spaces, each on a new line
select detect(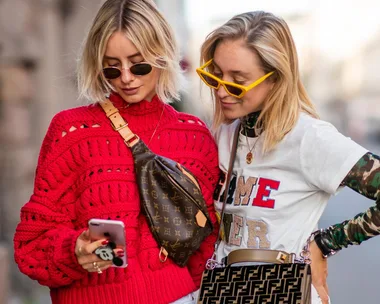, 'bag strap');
206,122,240,269
217,123,241,242
99,99,140,147
225,248,295,265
